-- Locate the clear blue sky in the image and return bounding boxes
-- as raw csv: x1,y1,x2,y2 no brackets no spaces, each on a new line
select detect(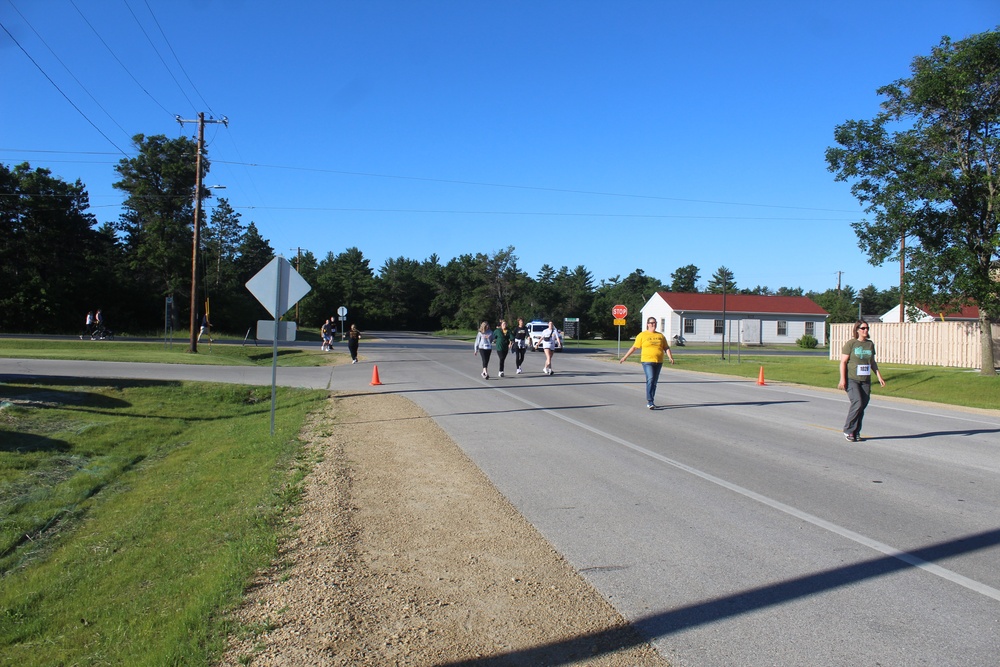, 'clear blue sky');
3,1,997,294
